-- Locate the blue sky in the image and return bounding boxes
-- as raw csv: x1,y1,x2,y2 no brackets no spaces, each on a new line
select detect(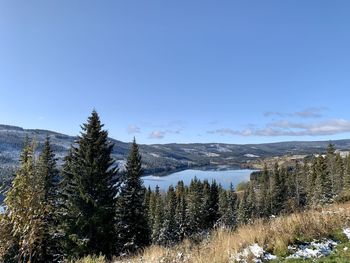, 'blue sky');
1,1,350,144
